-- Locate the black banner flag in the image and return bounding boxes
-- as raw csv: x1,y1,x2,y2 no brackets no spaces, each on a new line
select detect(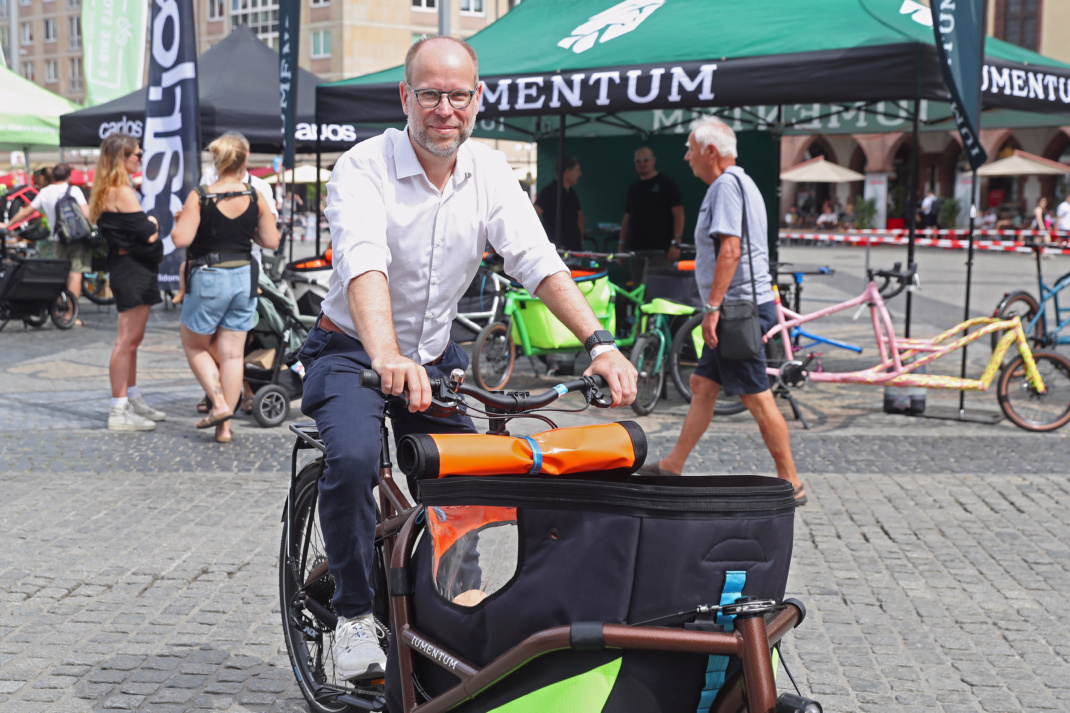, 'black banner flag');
142,0,200,291
280,1,300,170
932,0,987,170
